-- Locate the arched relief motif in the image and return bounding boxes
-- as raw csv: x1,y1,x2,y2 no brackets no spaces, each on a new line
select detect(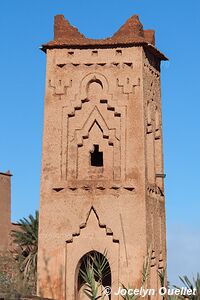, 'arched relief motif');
80,73,109,100
61,72,126,182
62,71,126,121
75,250,111,300
65,207,120,299
66,206,119,243
87,80,103,100
64,72,126,118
